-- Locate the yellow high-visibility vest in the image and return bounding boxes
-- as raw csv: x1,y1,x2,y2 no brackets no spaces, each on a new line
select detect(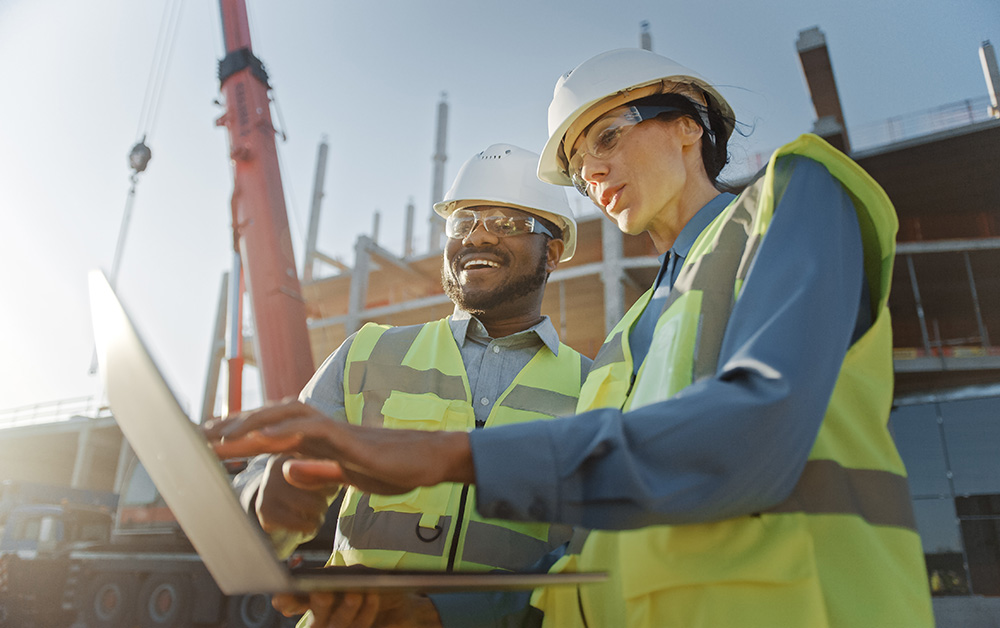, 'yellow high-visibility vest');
334,318,584,571
534,135,933,627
